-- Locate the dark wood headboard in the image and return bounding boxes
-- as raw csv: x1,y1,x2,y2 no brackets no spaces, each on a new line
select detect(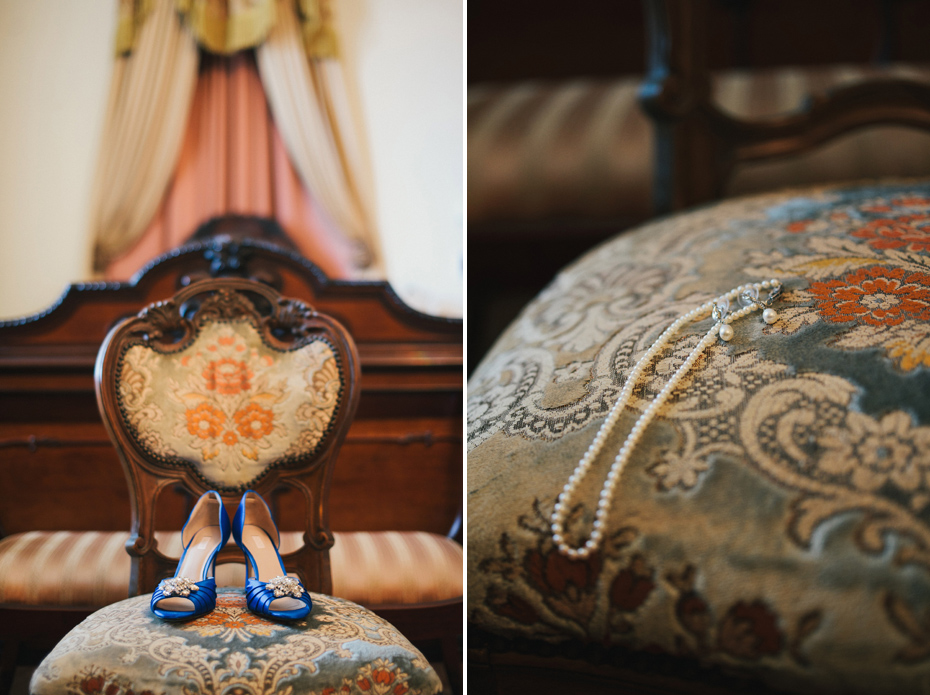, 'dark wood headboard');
0,218,462,540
